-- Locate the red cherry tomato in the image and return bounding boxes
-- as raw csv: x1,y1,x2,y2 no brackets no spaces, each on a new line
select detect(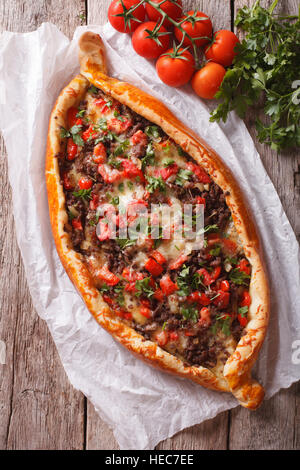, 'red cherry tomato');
205,30,240,67
169,331,179,341
78,177,93,190
220,280,230,292
199,307,211,326
159,163,178,181
145,0,182,28
62,172,73,190
130,130,147,145
82,125,98,142
156,48,195,87
132,21,170,59
192,62,226,100
174,11,212,47
238,314,248,327
108,0,145,33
